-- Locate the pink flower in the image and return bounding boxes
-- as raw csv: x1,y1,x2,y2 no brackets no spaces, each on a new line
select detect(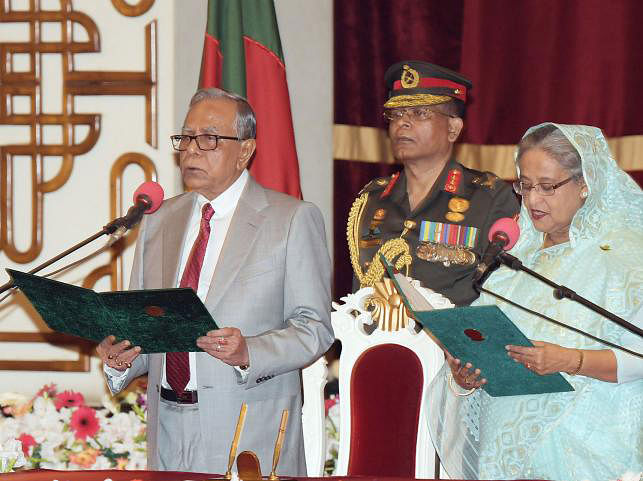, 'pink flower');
325,395,339,415
17,433,36,457
35,383,57,398
54,390,85,410
70,406,100,440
